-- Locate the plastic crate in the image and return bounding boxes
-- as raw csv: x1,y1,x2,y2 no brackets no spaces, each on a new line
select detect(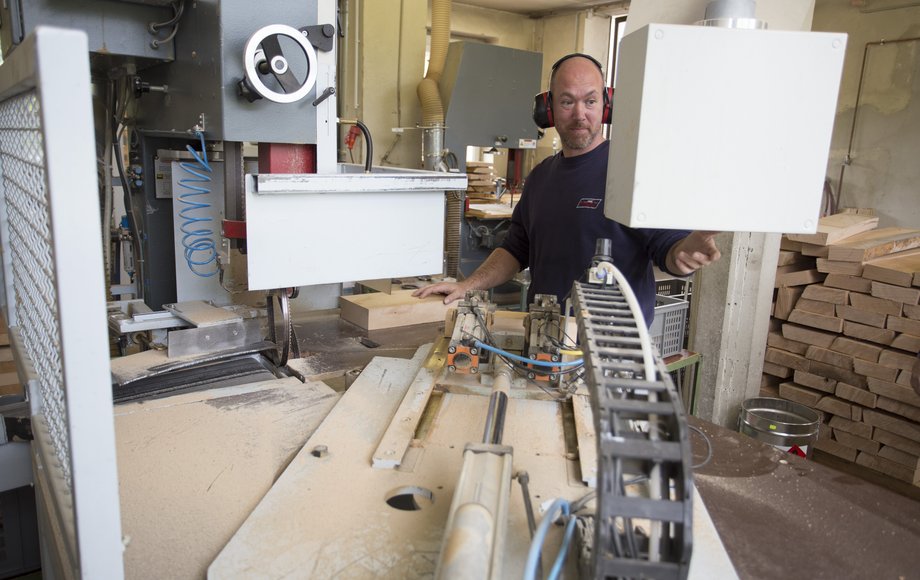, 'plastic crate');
650,294,690,357
656,278,692,300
